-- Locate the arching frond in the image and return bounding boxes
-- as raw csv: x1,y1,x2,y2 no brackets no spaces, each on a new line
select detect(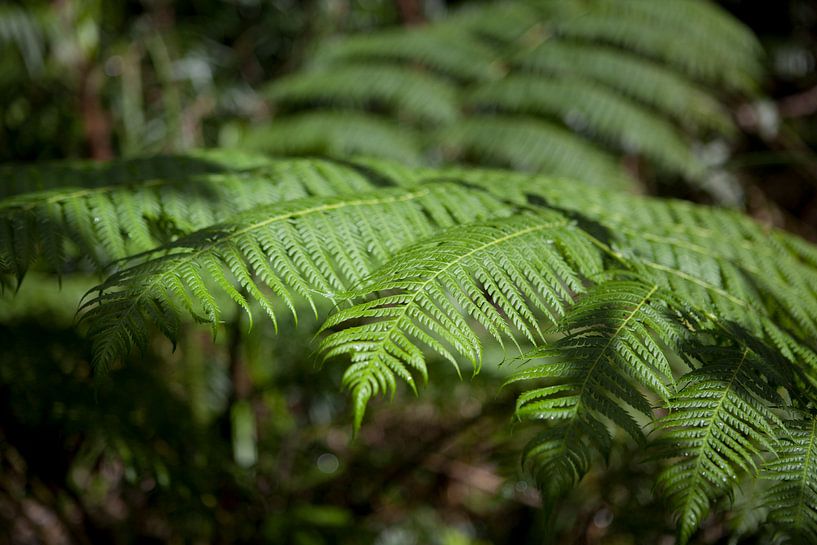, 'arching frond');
506,280,683,506
459,169,817,366
266,64,459,124
6,151,817,542
546,0,761,90
247,0,762,194
241,112,423,164
762,415,817,542
0,157,378,281
78,183,510,368
313,27,502,82
513,40,732,134
467,75,699,177
320,212,602,429
653,346,785,545
440,116,634,189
